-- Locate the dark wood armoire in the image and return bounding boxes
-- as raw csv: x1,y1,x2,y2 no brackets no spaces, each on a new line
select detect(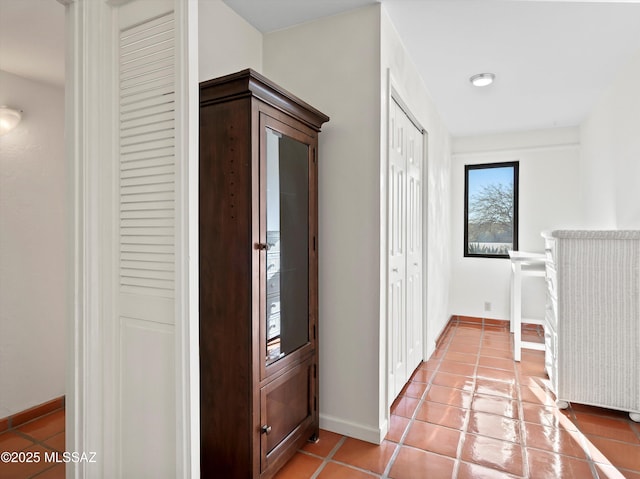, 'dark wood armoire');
199,69,329,478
